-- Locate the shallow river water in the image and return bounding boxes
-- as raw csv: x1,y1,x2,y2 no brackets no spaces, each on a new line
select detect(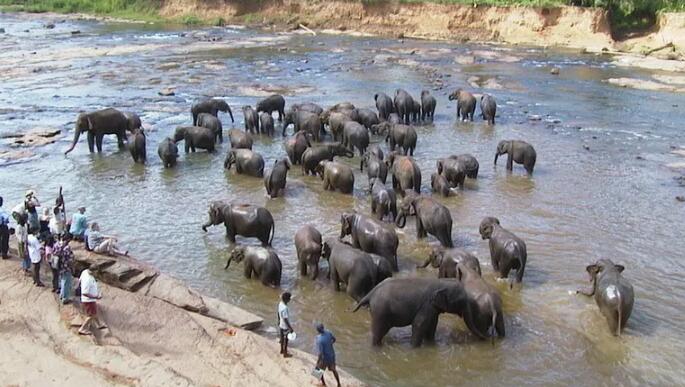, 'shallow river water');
2,13,685,386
